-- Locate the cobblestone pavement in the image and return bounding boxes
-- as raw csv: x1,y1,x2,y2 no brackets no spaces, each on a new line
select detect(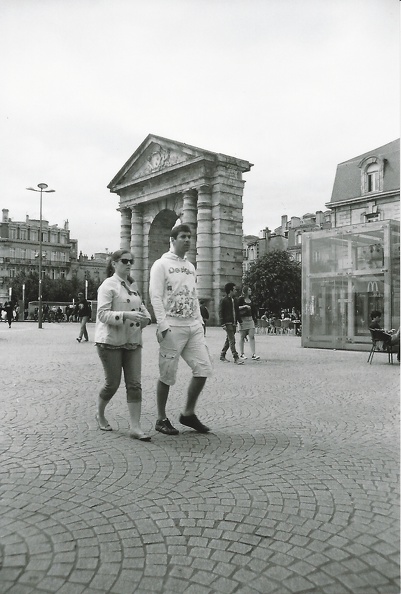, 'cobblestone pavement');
0,322,399,594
